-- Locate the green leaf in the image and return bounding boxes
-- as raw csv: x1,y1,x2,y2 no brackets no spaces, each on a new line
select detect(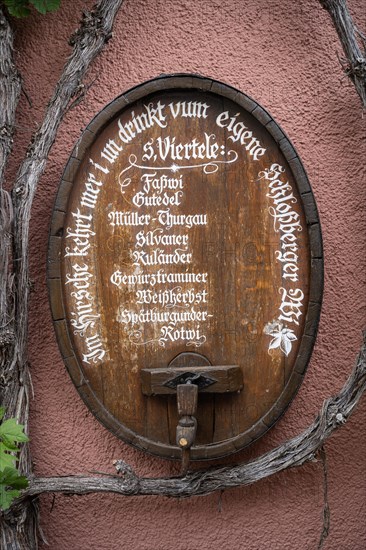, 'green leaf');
30,0,60,15
0,438,19,452
0,412,29,510
3,0,31,18
0,488,20,511
0,467,28,511
0,442,17,469
0,418,29,447
0,467,28,489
